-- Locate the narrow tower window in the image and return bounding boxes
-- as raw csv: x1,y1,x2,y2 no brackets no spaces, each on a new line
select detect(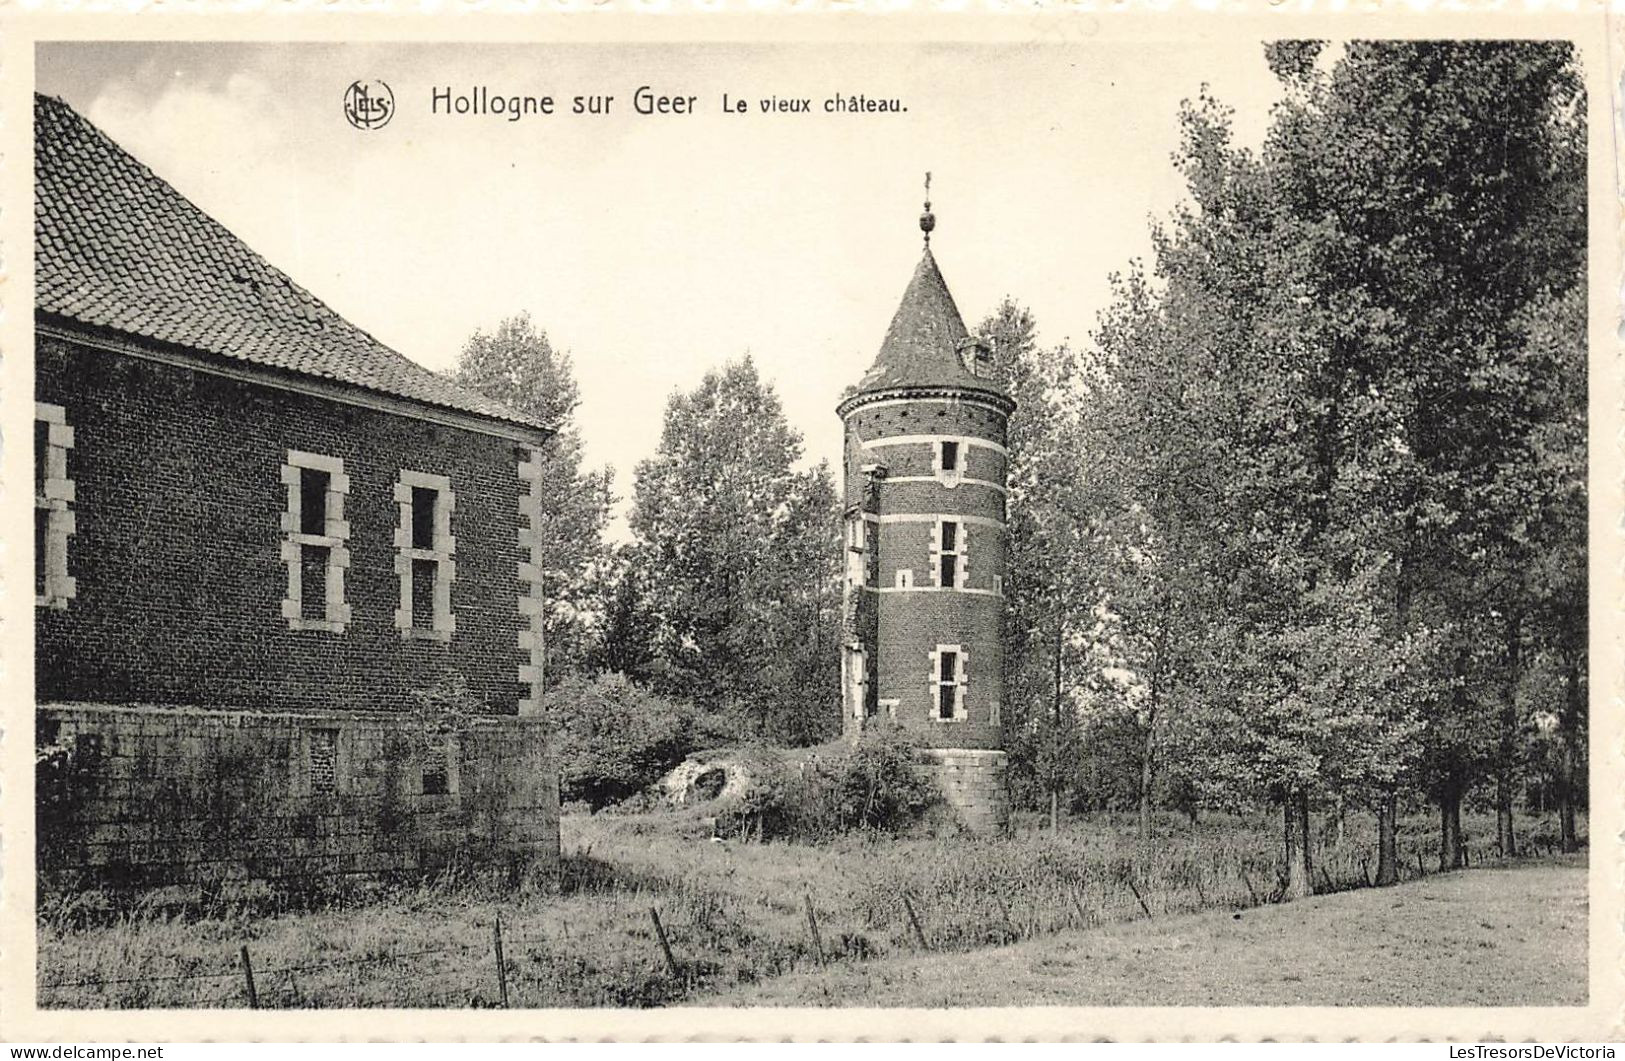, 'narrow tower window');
936,519,963,589
845,515,868,587
939,440,959,472
931,645,967,721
